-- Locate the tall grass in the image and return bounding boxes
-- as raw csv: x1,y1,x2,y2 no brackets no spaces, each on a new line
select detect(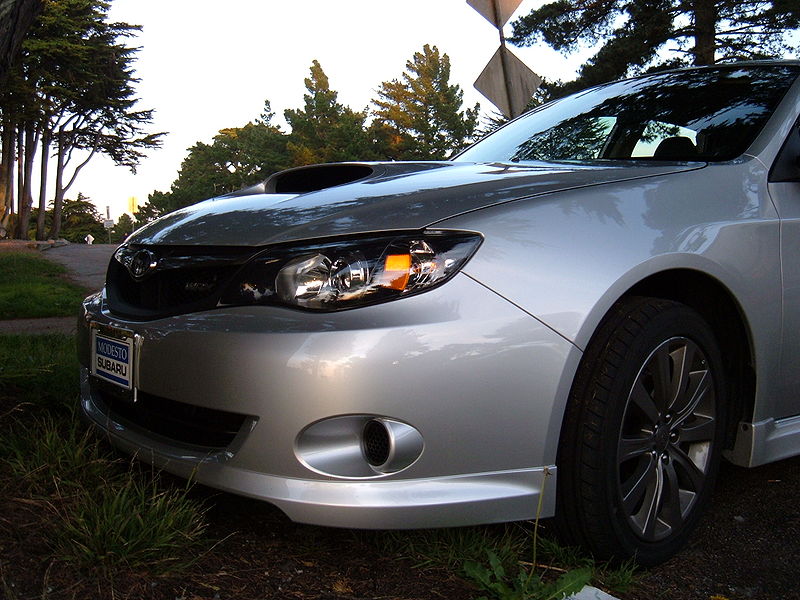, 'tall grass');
54,473,207,574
